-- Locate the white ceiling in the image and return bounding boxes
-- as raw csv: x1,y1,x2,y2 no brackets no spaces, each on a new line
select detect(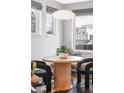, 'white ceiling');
54,0,92,4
